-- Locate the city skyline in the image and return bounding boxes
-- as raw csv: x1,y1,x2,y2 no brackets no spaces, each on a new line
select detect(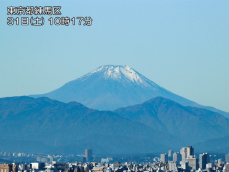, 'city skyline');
0,146,229,172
